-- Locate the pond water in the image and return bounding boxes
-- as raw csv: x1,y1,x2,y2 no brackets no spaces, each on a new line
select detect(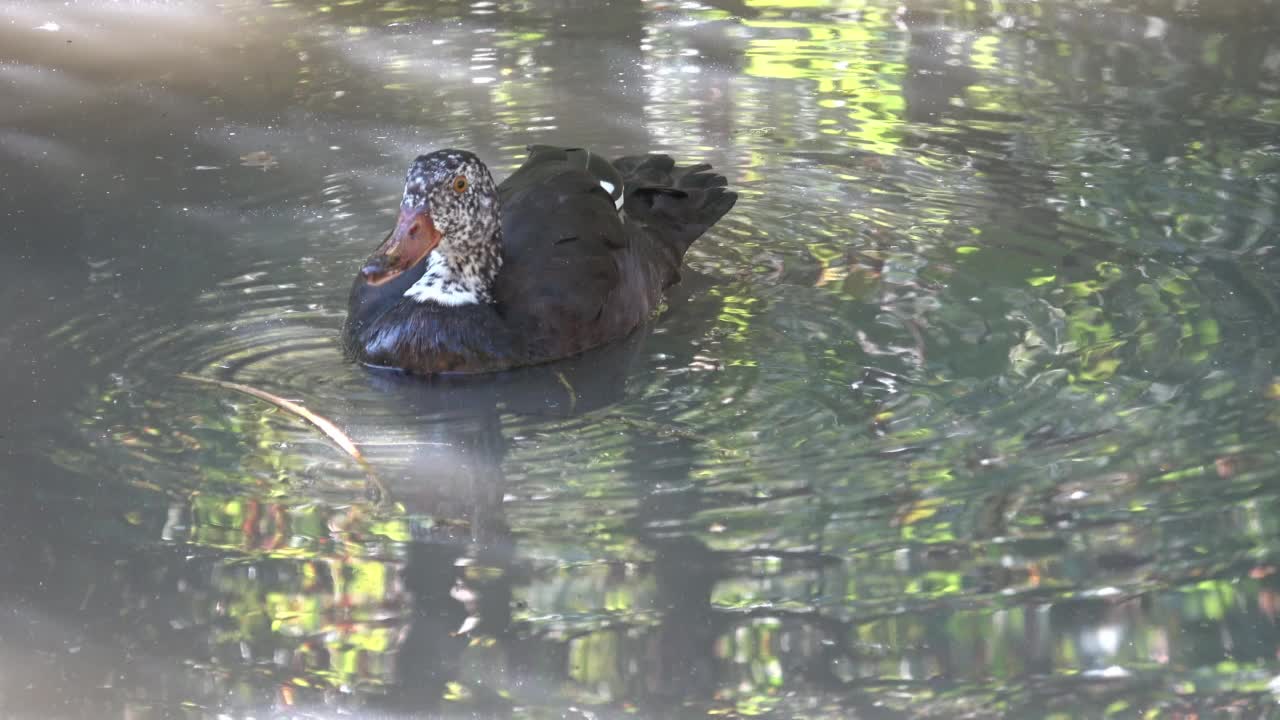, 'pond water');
3,0,1280,717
